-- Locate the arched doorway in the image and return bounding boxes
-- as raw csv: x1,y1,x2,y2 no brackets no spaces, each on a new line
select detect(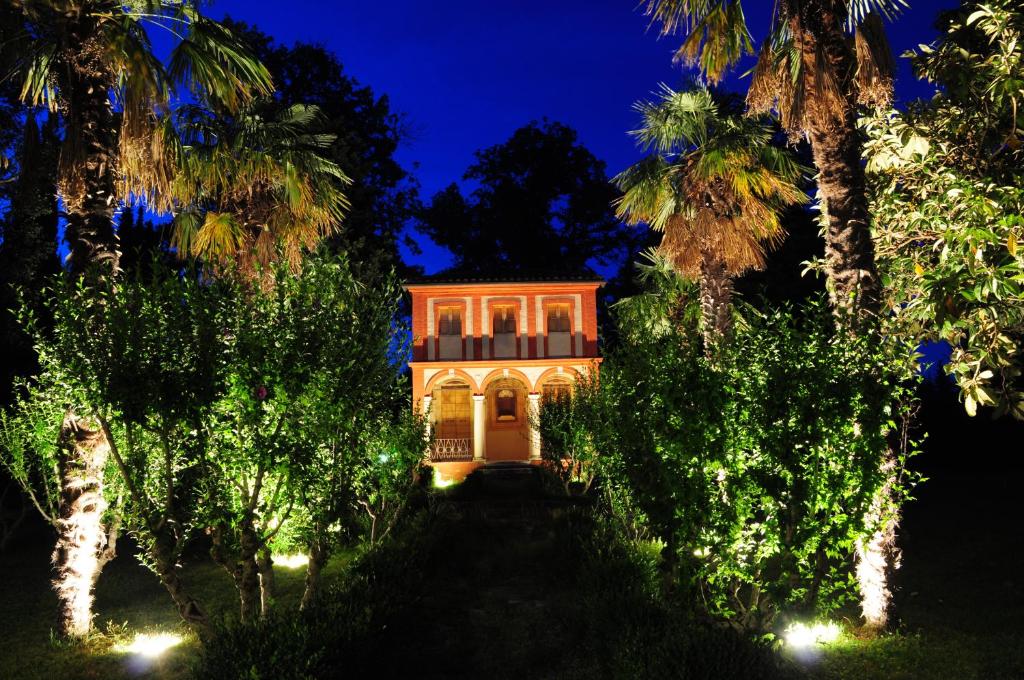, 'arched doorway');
484,377,530,461
431,379,473,461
